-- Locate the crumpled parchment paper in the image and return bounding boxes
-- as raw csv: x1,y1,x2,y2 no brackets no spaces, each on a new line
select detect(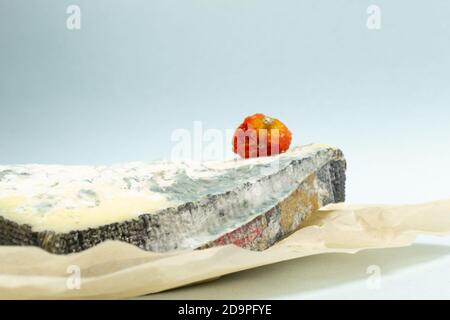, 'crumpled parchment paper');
1,199,449,299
